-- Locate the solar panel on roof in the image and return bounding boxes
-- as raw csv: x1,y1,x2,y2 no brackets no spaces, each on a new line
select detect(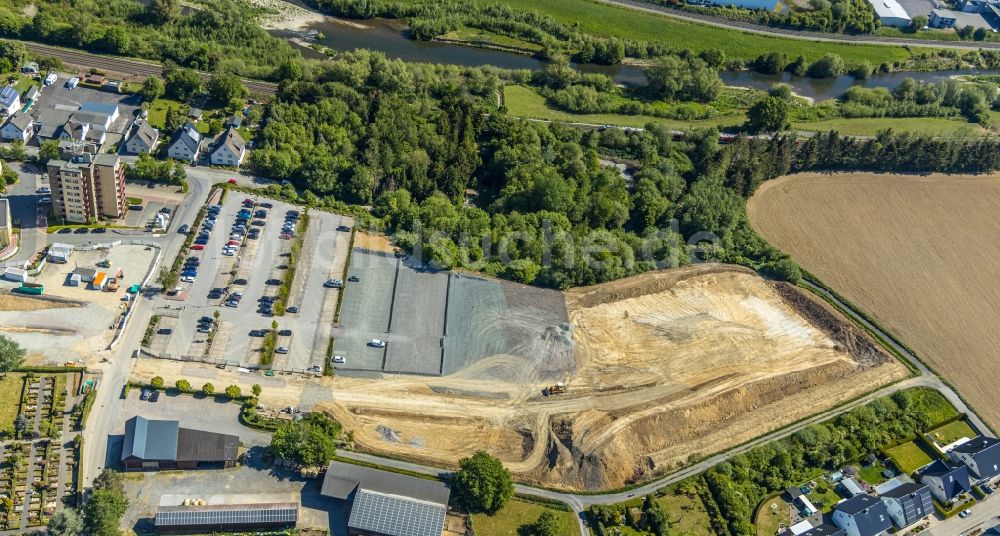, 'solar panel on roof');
348,490,446,536
154,505,298,527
